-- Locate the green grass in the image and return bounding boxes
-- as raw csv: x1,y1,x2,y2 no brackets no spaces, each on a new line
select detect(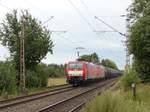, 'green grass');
82,83,150,112
122,84,150,104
